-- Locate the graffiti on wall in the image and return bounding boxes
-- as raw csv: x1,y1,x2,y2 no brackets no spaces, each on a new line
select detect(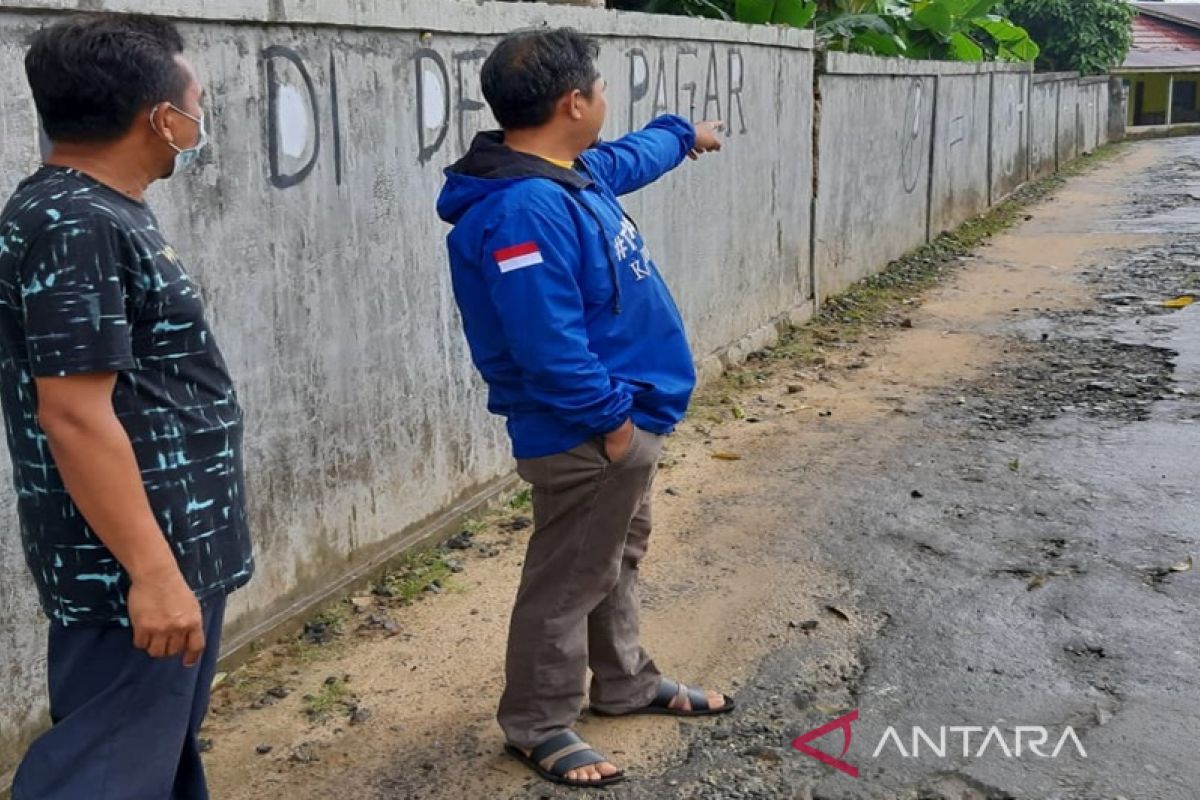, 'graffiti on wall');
262,45,344,189
261,38,756,187
900,79,929,195
625,45,748,136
